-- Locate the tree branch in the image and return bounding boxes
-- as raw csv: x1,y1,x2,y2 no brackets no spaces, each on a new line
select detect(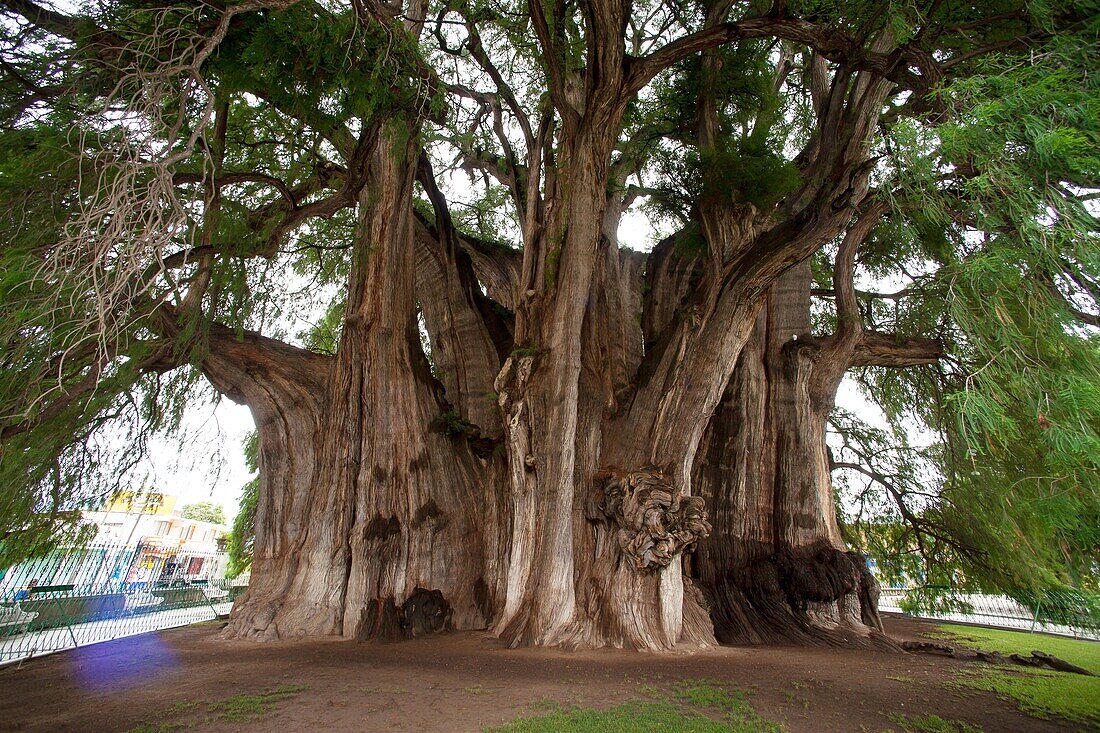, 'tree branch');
849,331,944,368
624,15,920,98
